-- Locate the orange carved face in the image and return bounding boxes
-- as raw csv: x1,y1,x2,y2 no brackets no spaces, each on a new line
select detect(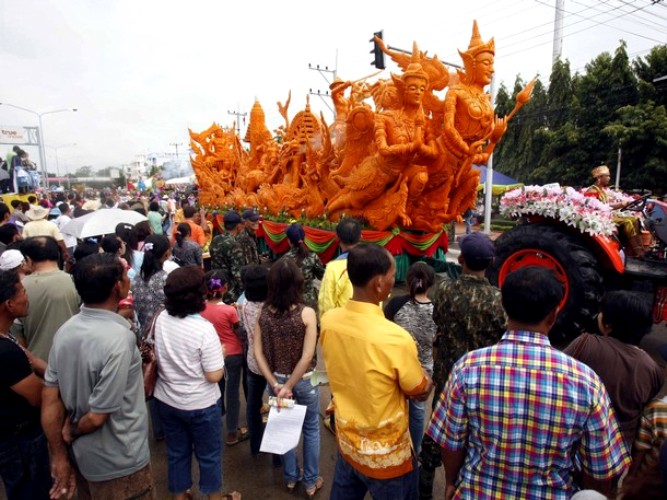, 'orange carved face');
473,52,494,85
403,76,427,106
